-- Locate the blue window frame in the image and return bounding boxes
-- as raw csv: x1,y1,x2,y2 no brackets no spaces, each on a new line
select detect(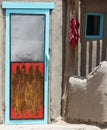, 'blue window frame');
2,2,54,124
85,13,104,38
